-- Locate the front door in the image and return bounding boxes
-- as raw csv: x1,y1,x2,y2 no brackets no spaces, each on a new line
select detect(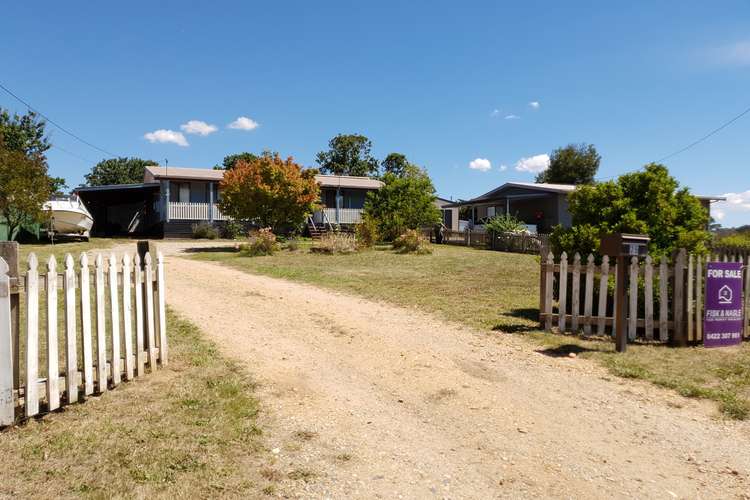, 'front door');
179,183,190,203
